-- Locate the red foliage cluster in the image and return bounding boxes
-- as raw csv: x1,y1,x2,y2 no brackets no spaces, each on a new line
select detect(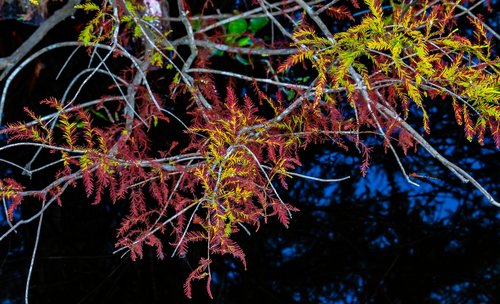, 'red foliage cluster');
0,0,498,299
